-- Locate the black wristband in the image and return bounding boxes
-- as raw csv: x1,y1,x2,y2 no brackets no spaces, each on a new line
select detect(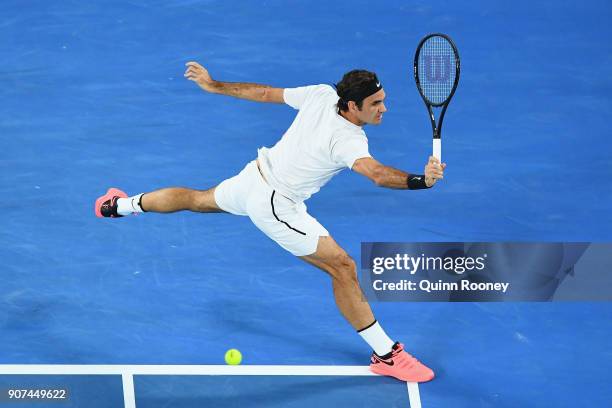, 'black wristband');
407,174,430,190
